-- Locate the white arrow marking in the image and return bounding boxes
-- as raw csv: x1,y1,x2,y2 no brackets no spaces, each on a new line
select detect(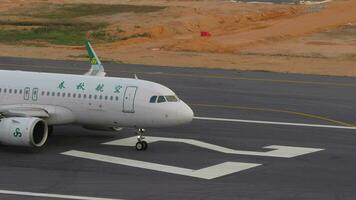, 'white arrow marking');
103,136,324,158
62,150,260,180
